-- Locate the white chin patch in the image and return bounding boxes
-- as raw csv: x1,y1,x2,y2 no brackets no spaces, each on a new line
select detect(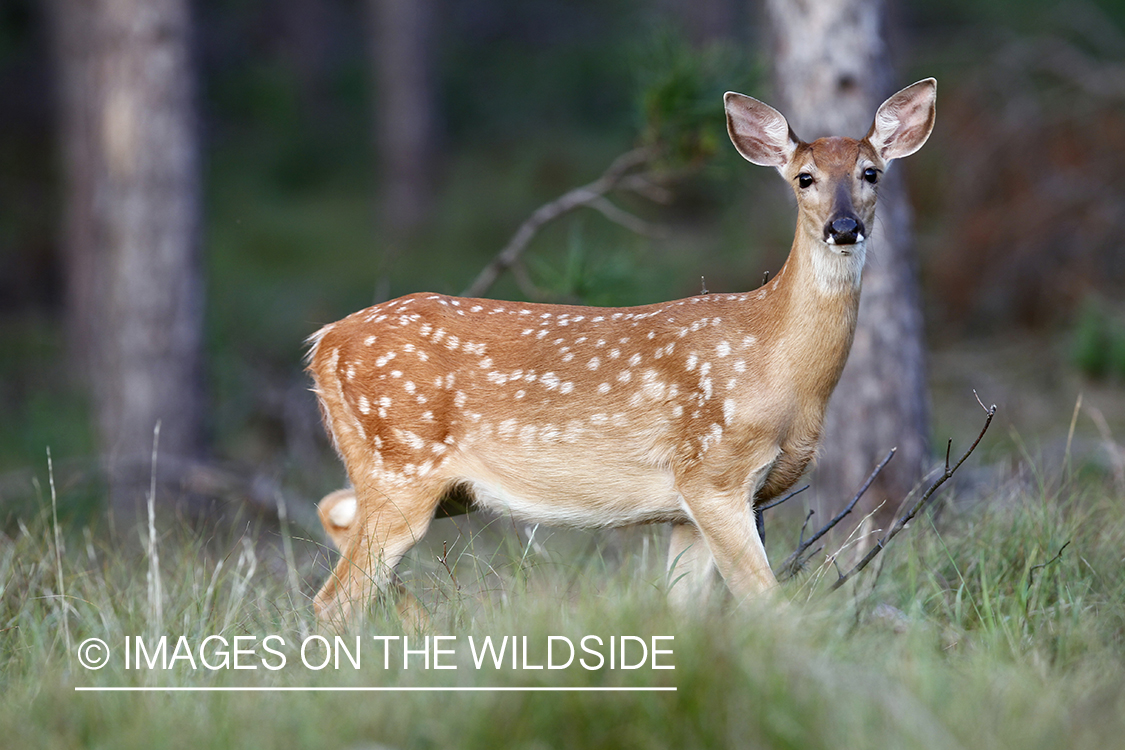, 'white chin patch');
812,239,866,292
